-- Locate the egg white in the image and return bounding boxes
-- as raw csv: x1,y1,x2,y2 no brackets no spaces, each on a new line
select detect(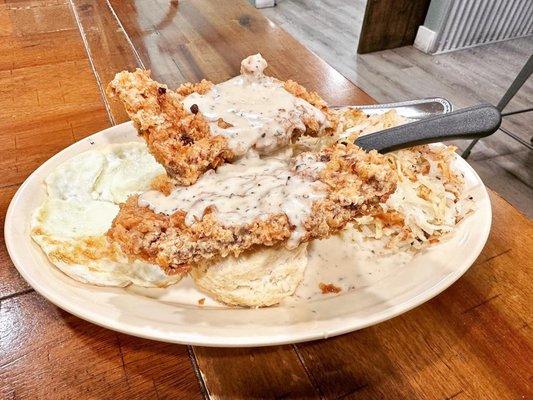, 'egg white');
95,143,165,203
45,151,105,201
31,142,182,288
